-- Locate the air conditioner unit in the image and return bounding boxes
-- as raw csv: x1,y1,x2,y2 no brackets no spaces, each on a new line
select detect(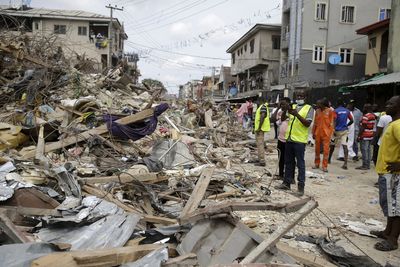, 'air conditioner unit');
329,79,340,86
